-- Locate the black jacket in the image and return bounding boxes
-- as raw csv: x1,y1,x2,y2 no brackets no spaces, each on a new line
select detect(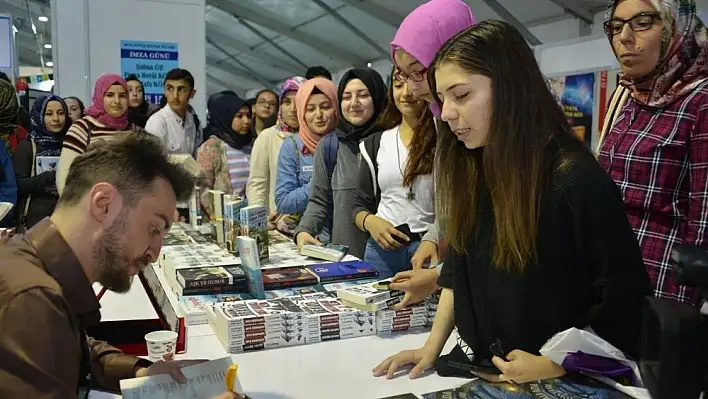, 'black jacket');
351,131,384,221
12,138,58,230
